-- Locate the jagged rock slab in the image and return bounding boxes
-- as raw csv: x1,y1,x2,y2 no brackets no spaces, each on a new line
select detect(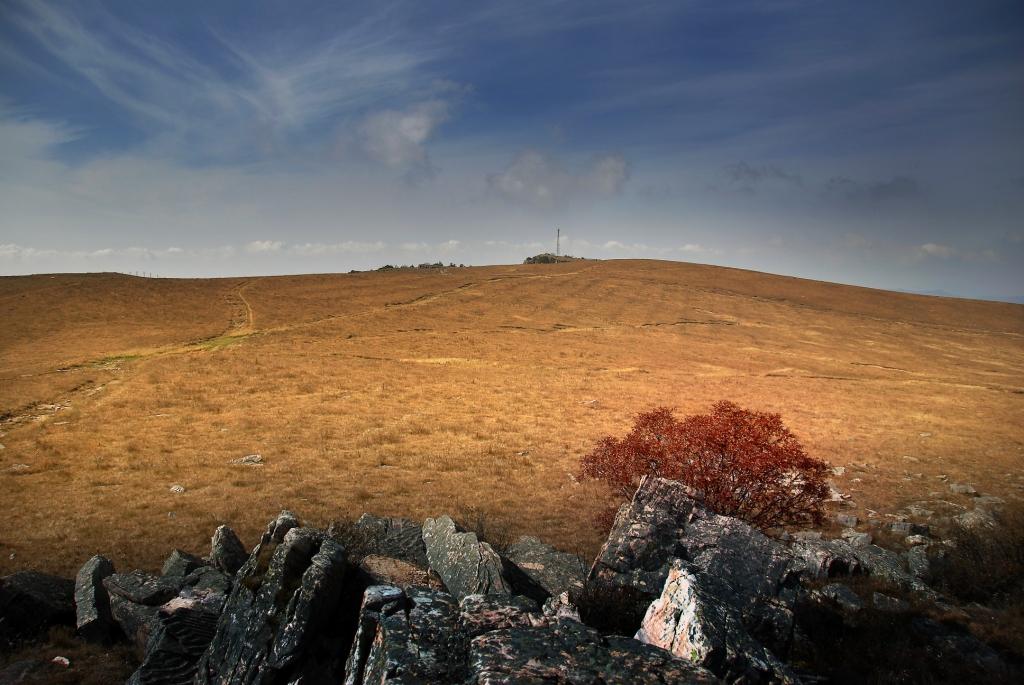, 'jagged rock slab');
636,560,796,684
343,585,407,685
848,544,930,592
104,570,179,606
814,583,863,612
589,477,697,600
590,477,801,655
906,545,930,582
359,586,464,683
109,594,160,654
459,593,543,638
127,593,223,685
344,584,718,685
680,507,802,653
210,525,248,575
346,588,546,684
505,535,586,598
422,515,512,601
161,549,205,581
470,617,720,684
75,555,116,643
352,514,430,568
0,571,75,647
194,514,348,684
790,537,863,579
181,565,232,596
